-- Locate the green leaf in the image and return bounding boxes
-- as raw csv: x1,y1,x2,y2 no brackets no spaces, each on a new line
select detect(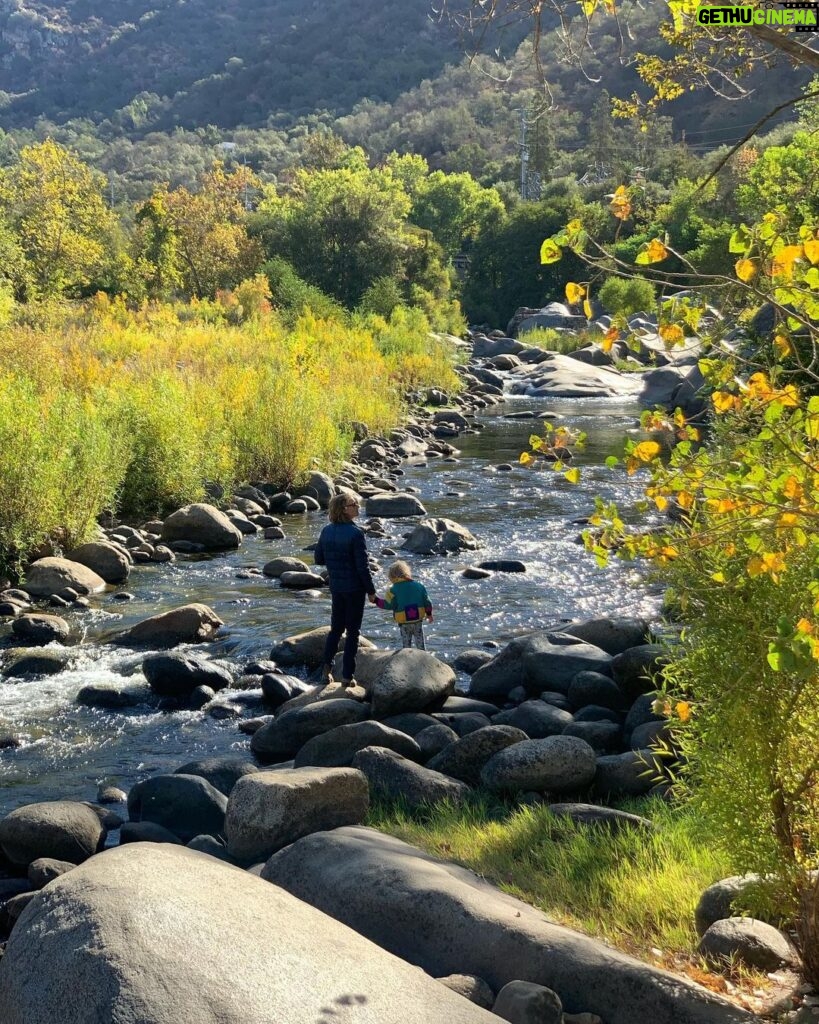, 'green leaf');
729,224,752,254
605,455,619,468
540,238,563,265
